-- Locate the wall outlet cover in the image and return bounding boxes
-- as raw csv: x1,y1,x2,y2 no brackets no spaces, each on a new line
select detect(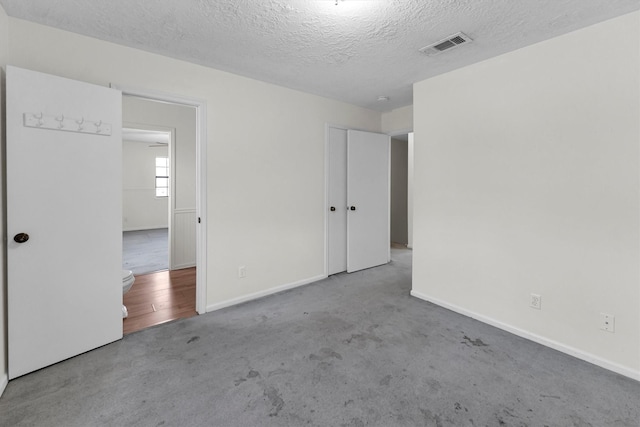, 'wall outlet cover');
600,313,615,333
530,293,541,310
